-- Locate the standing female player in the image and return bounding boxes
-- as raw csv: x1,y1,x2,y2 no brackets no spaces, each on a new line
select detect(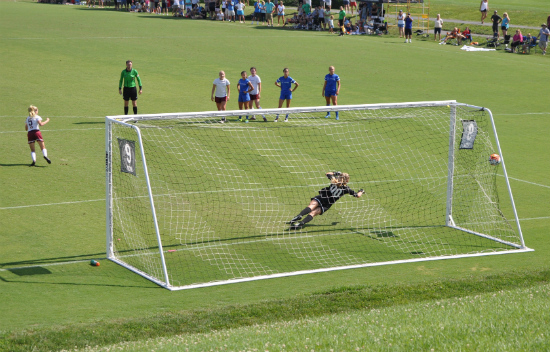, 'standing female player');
25,105,51,166
274,67,299,122
237,71,254,122
119,60,143,115
322,65,340,120
211,70,231,122
289,172,364,229
248,67,265,121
